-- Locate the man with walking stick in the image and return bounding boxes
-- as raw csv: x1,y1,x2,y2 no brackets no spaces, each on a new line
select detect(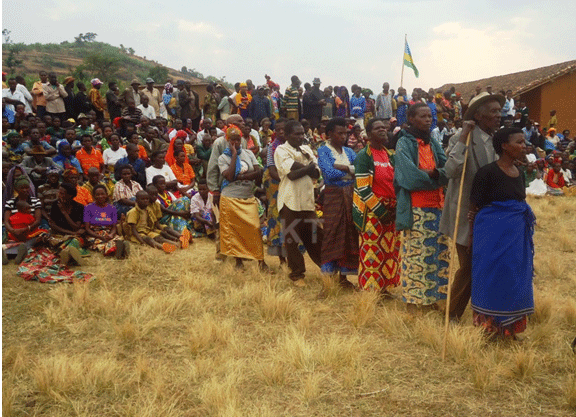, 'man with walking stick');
439,92,505,322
